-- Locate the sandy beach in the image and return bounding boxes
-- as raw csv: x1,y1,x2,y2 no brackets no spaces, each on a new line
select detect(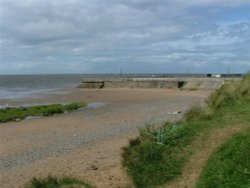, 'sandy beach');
0,88,209,188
